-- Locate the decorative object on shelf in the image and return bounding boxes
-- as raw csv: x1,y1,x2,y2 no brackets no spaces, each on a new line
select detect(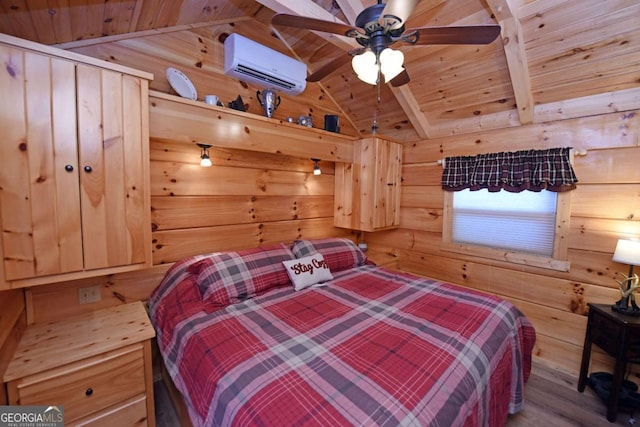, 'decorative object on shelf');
228,95,246,111
166,67,197,100
298,115,313,127
197,143,212,167
311,158,321,176
611,238,640,316
324,114,340,133
204,95,219,105
257,89,281,118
